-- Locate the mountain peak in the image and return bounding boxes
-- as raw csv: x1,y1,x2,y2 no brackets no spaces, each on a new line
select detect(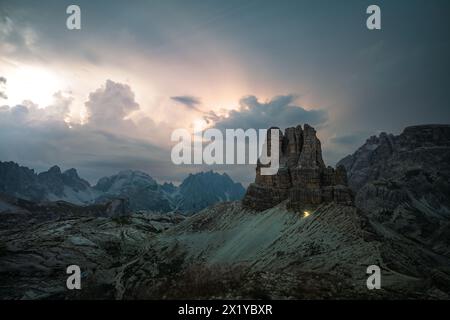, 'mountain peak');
47,165,62,175
243,123,352,211
63,168,79,178
338,123,450,191
178,170,245,214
